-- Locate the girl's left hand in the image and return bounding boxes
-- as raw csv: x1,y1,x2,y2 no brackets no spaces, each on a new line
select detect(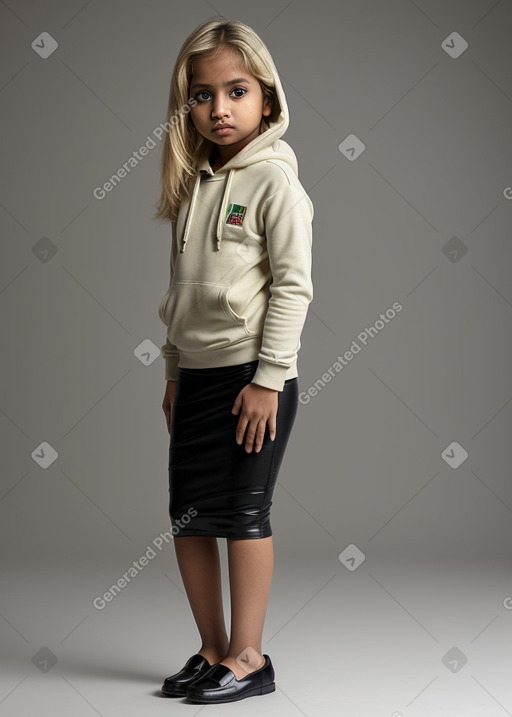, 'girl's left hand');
231,383,278,453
